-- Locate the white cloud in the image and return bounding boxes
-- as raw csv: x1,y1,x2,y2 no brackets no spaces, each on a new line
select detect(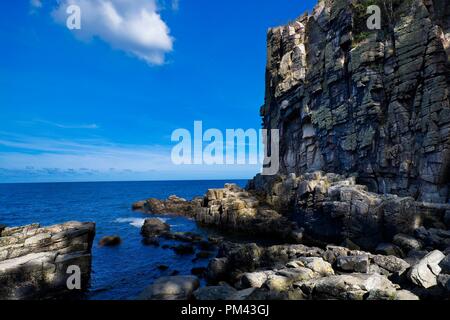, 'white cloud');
52,0,173,65
0,132,260,182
